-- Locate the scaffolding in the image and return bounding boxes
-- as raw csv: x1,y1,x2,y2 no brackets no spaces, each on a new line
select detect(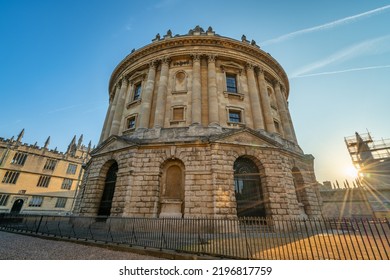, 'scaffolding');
345,131,390,168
